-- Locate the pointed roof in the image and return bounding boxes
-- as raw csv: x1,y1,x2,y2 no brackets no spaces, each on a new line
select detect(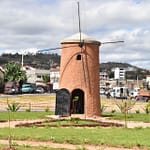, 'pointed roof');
61,32,100,45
